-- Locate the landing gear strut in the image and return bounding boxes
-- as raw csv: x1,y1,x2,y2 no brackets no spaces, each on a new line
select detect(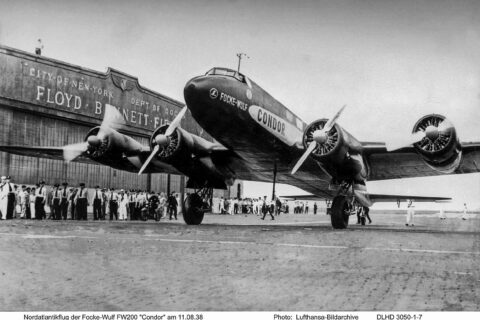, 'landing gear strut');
183,188,212,225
